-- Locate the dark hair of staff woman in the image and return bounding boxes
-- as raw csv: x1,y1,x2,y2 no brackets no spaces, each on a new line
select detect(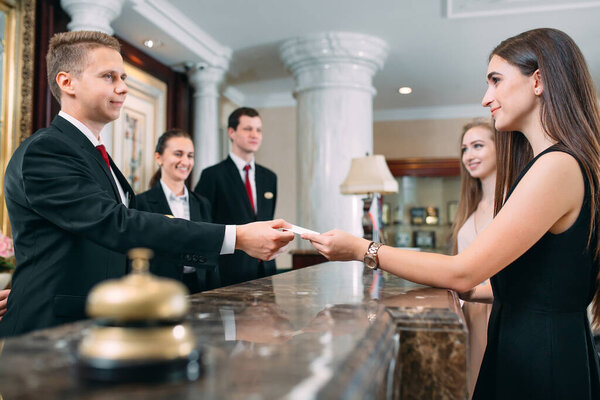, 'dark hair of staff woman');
149,129,193,188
